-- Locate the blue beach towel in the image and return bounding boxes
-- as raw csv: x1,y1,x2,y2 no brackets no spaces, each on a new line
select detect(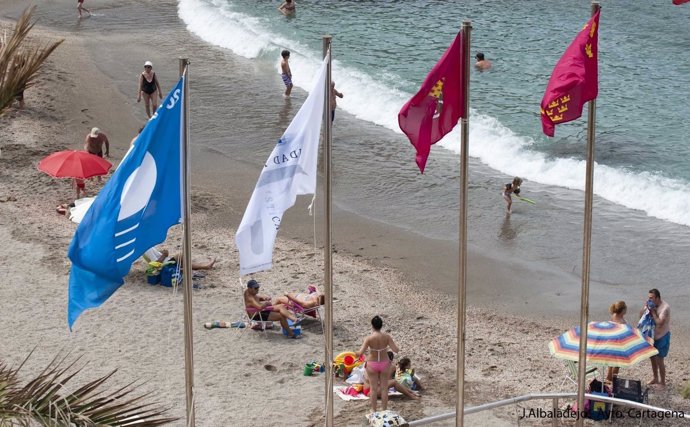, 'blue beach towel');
637,308,655,340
